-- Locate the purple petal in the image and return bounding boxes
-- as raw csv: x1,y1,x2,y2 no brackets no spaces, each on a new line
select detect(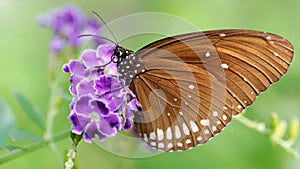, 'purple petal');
104,113,122,131
99,91,126,112
68,112,89,135
104,63,119,76
69,74,84,95
38,5,104,54
67,29,82,46
125,106,134,119
69,112,83,134
83,122,98,143
62,63,70,72
83,133,92,143
36,13,51,27
74,95,95,116
85,19,100,34
67,60,88,76
52,5,84,33
49,36,65,53
123,118,132,130
80,49,100,68
90,100,110,116
76,79,95,97
94,75,123,96
97,132,106,142
128,99,140,112
96,44,116,65
98,114,120,136
82,19,102,46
